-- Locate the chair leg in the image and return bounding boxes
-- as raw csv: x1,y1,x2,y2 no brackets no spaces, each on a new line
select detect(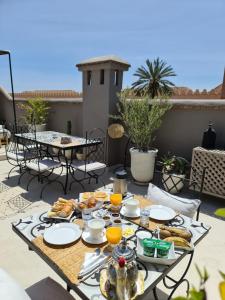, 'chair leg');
27,175,37,191
18,169,27,185
7,165,18,179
